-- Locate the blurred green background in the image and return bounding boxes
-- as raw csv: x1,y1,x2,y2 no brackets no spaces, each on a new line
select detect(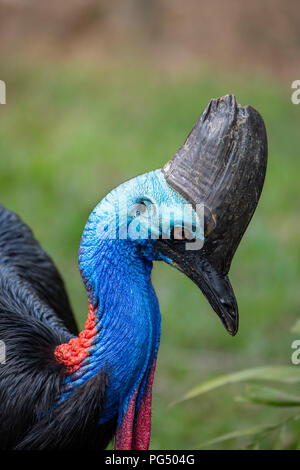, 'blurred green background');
0,0,300,450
